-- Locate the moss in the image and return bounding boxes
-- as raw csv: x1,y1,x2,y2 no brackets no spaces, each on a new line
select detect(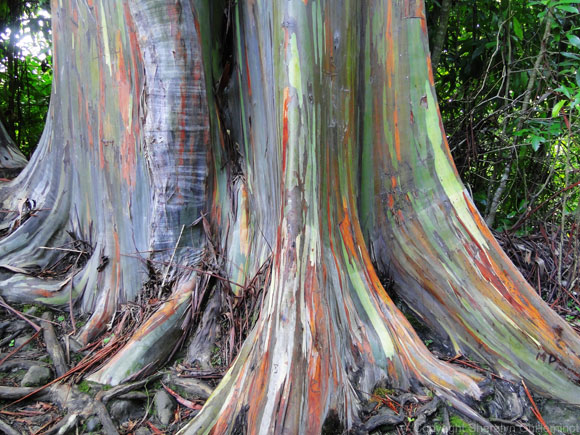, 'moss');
19,303,49,315
449,415,475,435
78,380,92,393
372,387,395,398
